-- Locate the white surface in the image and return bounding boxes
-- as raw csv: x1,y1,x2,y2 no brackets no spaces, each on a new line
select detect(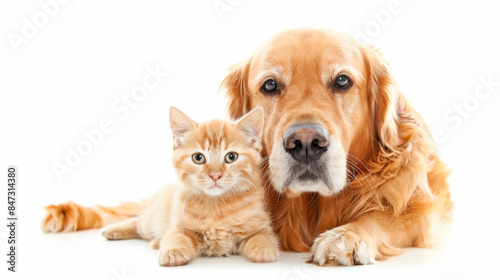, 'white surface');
14,227,469,280
1,0,500,279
